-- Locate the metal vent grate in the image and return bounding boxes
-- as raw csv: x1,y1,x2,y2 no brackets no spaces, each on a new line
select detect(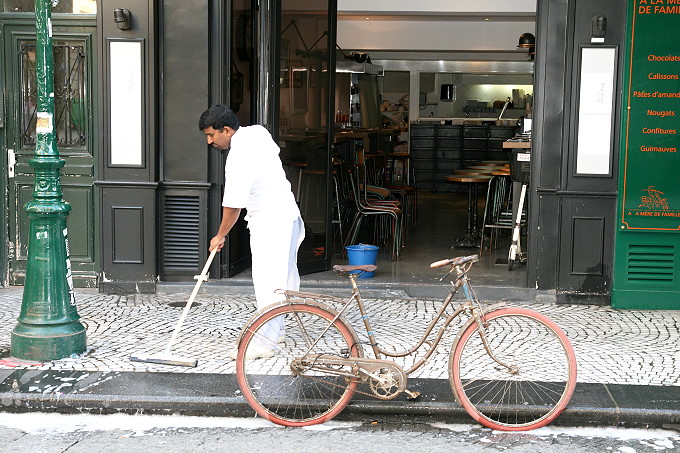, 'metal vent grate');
163,195,201,271
627,244,674,285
